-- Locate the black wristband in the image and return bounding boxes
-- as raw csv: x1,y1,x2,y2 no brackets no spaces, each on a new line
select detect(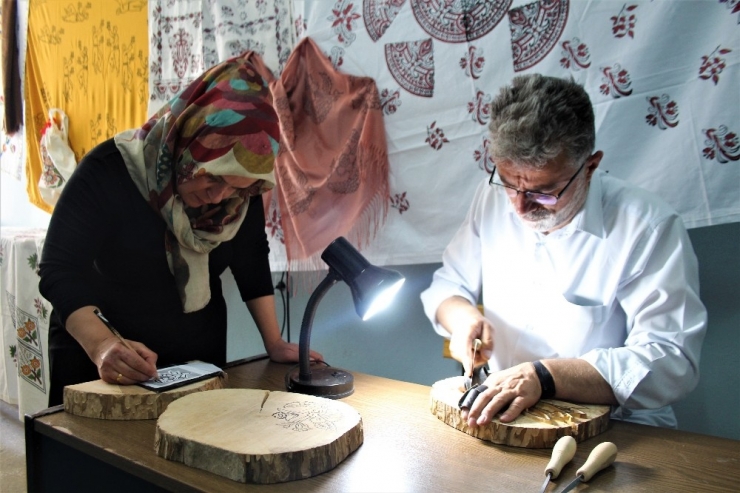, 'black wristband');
532,360,556,399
